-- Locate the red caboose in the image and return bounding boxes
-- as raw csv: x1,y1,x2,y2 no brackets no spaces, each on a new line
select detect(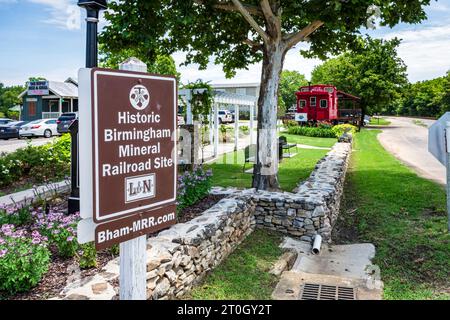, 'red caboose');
295,84,361,125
